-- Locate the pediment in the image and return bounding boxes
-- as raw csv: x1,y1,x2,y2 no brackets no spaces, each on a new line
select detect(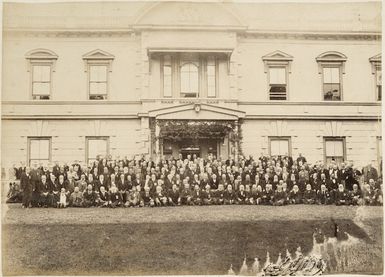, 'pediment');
369,53,381,62
82,49,115,60
135,2,244,28
148,103,245,120
262,50,293,61
316,51,347,62
25,48,58,59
